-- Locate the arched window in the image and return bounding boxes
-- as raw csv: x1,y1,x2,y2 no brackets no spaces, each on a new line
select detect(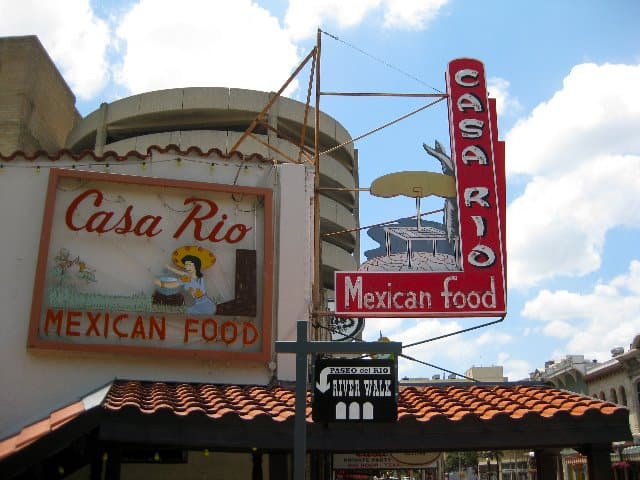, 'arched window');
600,391,606,401
619,386,628,406
610,388,618,404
